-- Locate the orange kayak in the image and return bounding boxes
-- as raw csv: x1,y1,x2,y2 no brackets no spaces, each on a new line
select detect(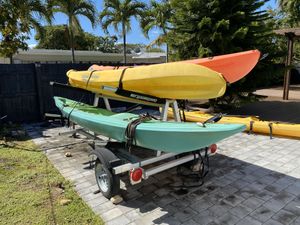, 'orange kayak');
88,50,260,84
183,50,260,83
